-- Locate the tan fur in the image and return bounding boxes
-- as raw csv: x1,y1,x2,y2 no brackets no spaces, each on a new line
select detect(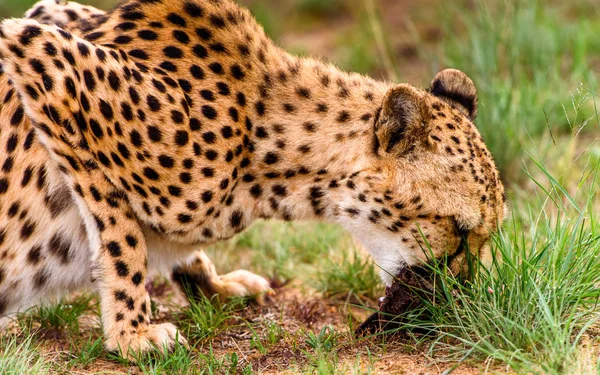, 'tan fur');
0,0,505,357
